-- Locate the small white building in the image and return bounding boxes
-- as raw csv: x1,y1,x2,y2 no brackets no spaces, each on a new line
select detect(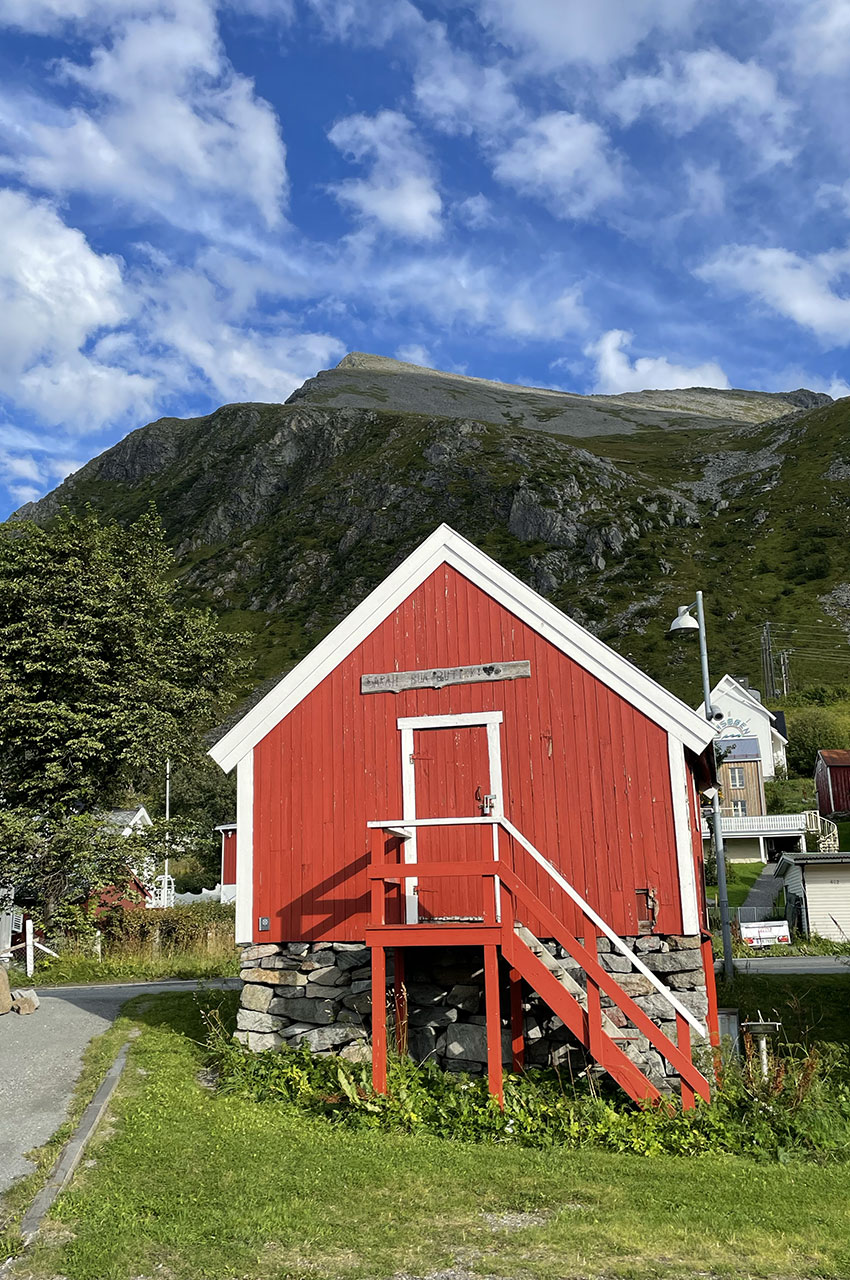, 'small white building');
698,674,787,779
775,853,850,941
